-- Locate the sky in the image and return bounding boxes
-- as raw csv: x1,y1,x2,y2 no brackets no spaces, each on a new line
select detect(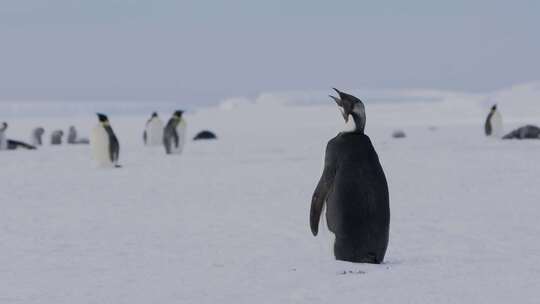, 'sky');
1,0,539,104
